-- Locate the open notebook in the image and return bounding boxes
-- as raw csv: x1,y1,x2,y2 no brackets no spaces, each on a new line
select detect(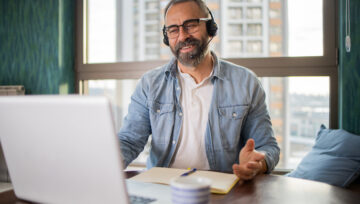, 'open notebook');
130,167,239,194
